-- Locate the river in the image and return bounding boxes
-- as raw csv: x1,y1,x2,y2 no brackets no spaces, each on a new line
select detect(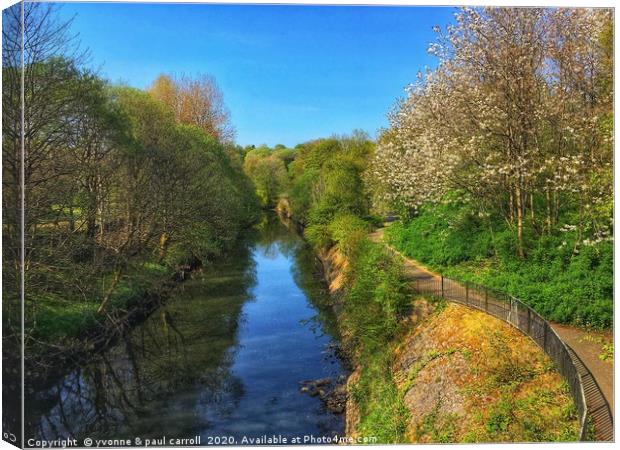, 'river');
25,214,346,445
